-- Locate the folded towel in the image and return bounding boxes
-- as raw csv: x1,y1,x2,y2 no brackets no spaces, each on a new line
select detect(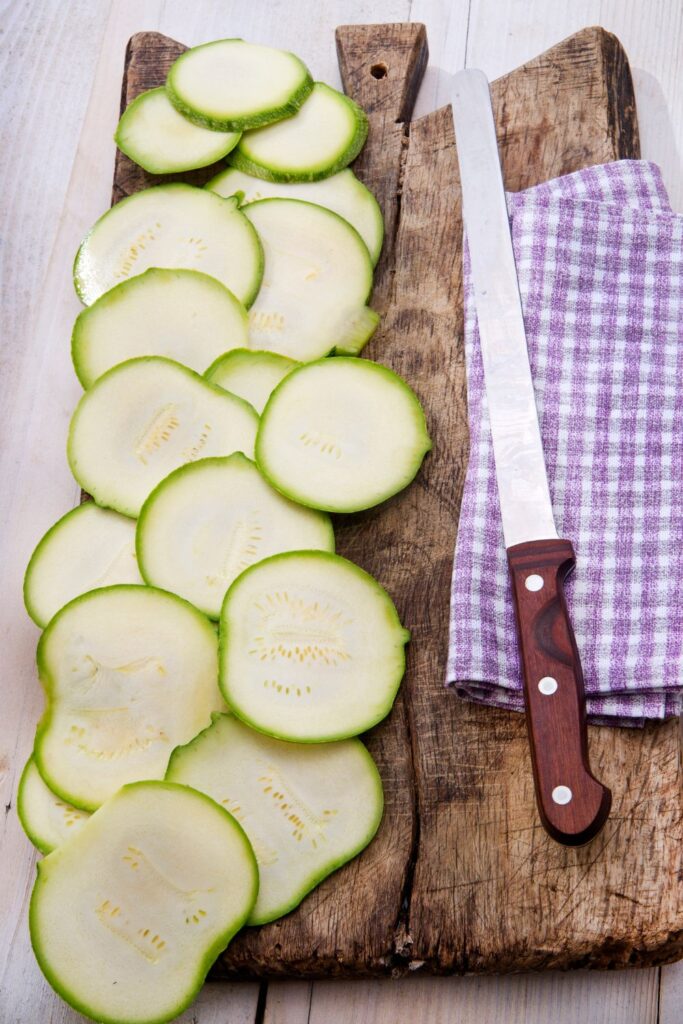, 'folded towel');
448,161,683,725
